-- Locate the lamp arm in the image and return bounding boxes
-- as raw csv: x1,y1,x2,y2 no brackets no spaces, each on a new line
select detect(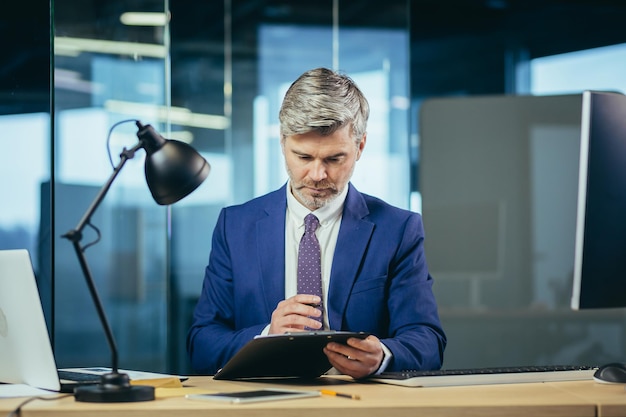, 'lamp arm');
65,142,144,237
61,141,144,373
66,238,120,372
